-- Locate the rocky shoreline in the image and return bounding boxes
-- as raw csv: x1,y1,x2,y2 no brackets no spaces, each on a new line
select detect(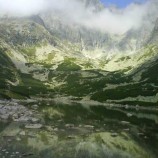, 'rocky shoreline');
0,100,44,130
